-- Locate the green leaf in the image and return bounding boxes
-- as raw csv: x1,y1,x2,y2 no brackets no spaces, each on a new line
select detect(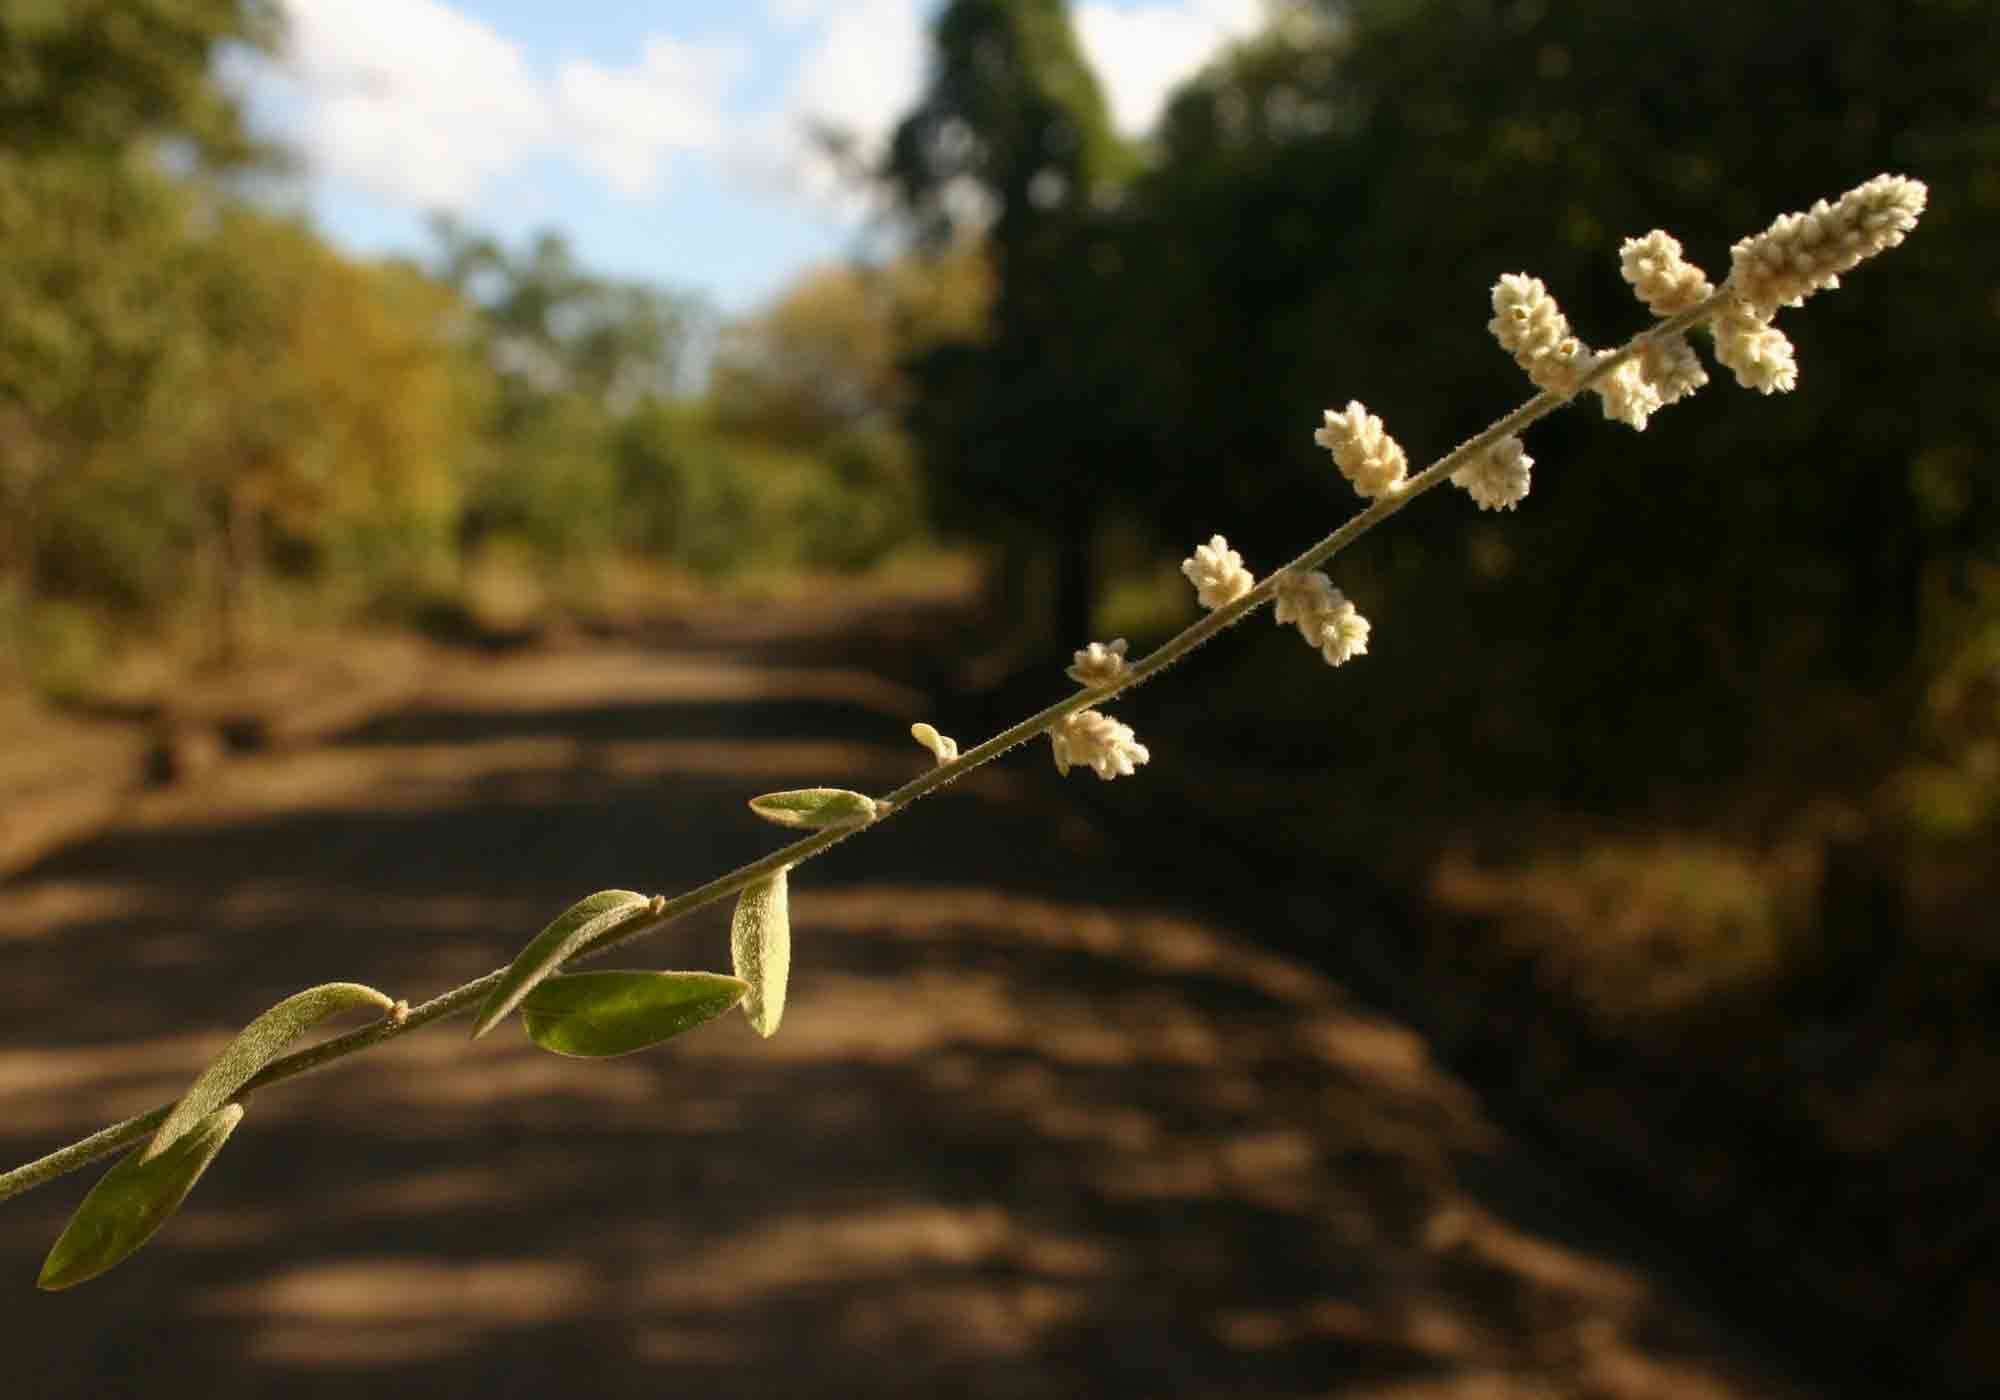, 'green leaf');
730,870,791,1038
39,1104,244,1291
148,982,392,1160
472,889,656,1039
520,971,748,1058
747,787,878,830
